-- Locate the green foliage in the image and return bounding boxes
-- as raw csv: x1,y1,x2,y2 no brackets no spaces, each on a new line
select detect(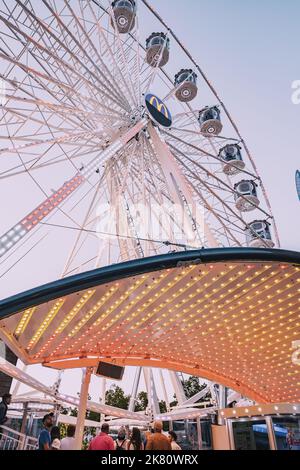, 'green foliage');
170,394,178,408
159,400,167,414
105,384,130,410
60,405,78,417
181,376,211,401
134,391,167,414
134,391,148,412
58,423,67,440
87,410,101,422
